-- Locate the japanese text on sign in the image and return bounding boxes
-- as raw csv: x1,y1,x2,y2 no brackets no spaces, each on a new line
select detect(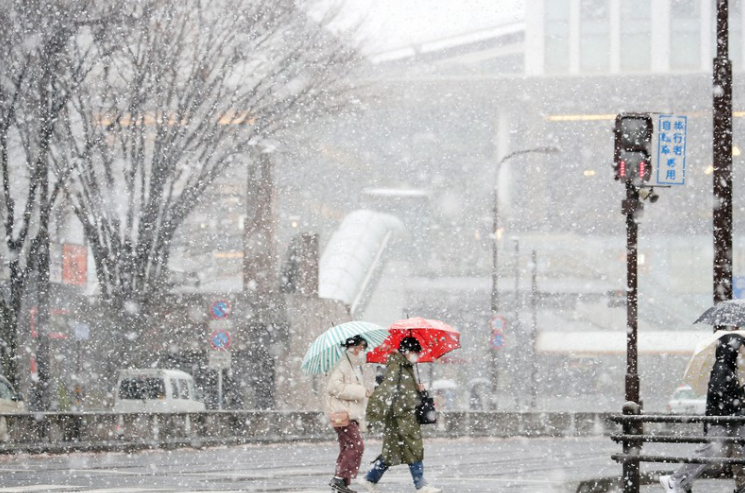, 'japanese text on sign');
655,115,687,186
